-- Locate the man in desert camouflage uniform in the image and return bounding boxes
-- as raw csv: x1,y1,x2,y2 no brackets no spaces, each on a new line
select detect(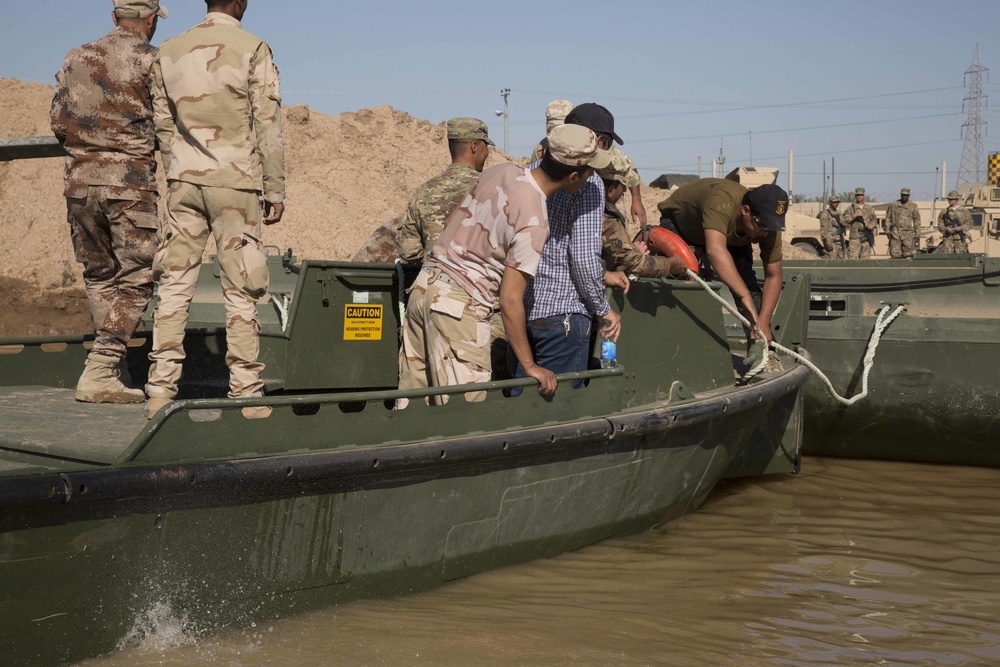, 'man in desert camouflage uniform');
530,99,573,162
397,124,610,405
50,0,168,404
886,187,921,258
395,118,493,263
937,191,972,254
817,194,845,258
145,0,284,419
844,187,877,259
599,147,685,278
